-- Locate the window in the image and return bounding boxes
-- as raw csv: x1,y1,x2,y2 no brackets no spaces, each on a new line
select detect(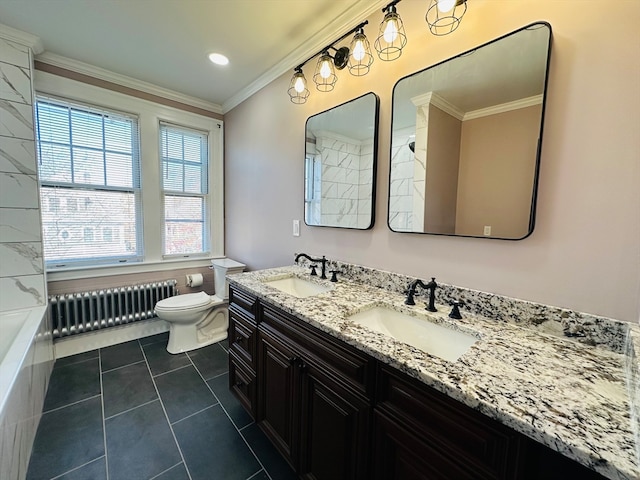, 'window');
160,122,209,256
36,96,142,268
